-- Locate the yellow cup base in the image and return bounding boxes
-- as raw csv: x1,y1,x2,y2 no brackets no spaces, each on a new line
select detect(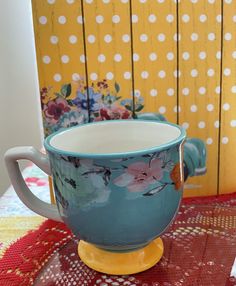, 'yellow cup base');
78,237,164,275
